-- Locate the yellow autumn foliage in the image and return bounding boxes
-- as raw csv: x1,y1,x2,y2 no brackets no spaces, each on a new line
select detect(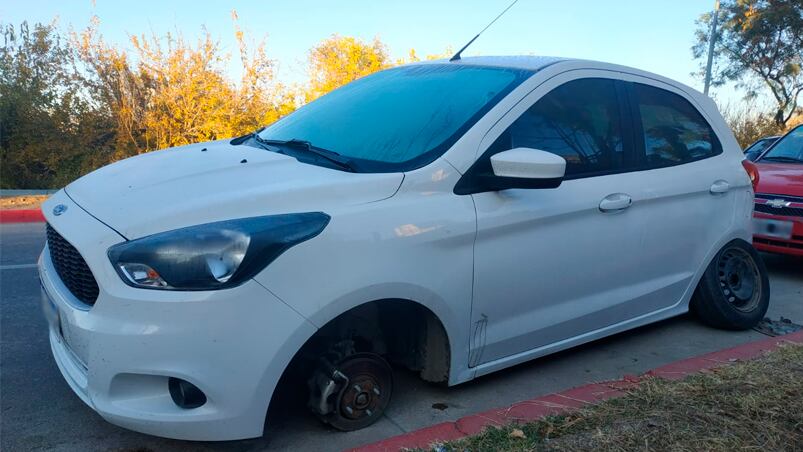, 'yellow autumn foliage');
305,35,452,102
305,34,391,102
74,12,296,154
1,15,450,187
